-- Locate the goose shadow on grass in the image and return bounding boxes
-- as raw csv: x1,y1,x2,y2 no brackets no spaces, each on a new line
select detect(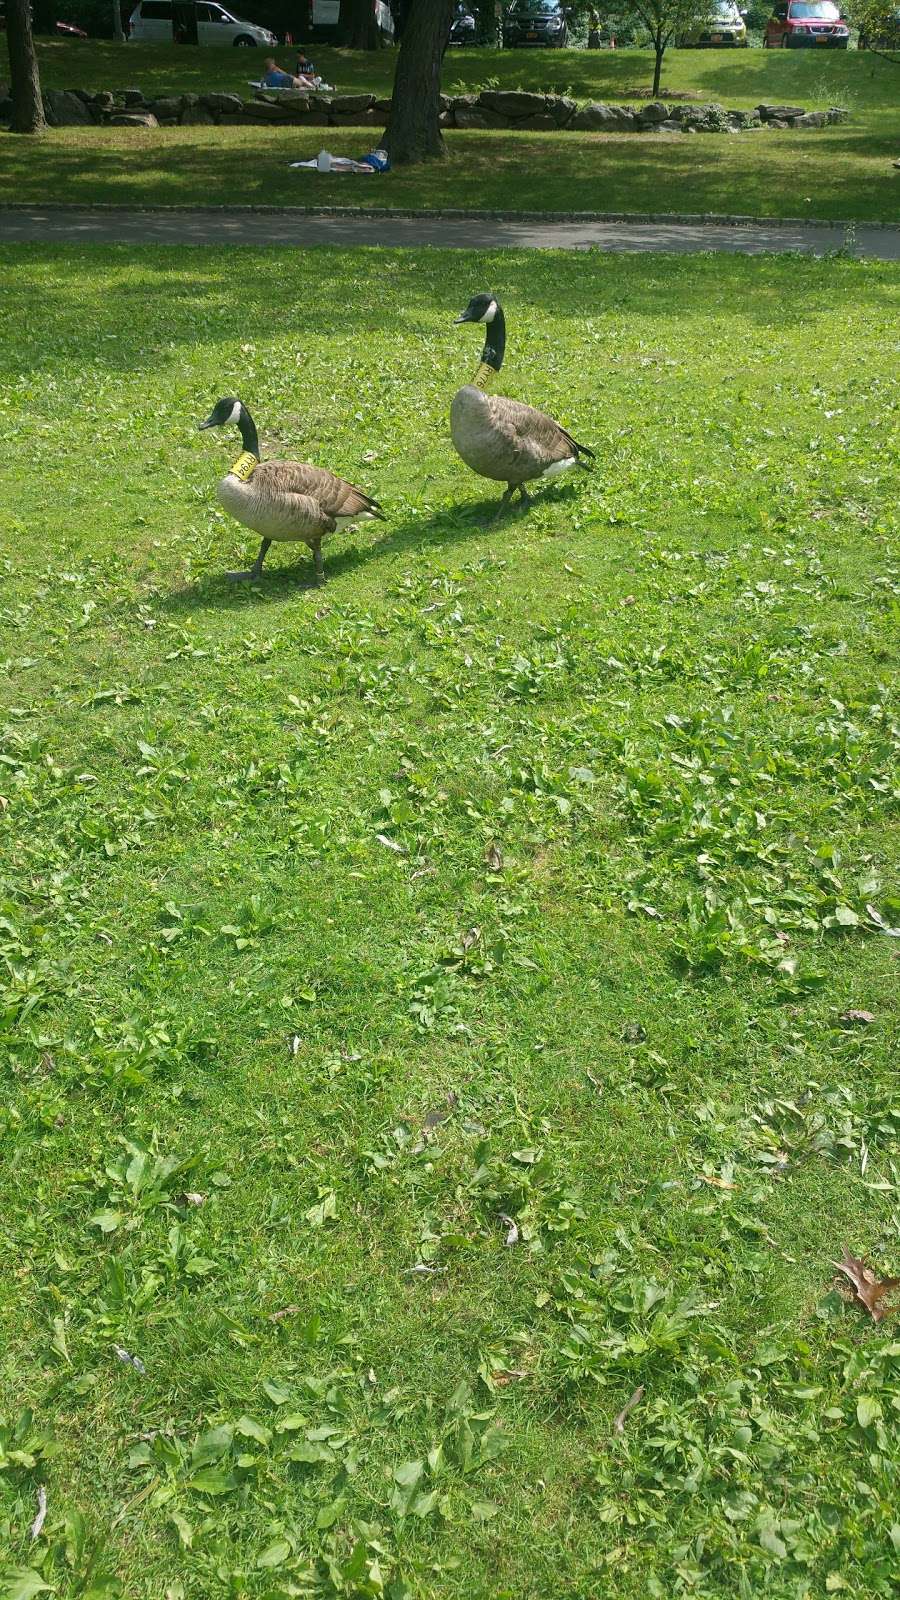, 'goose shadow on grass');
156,484,585,616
